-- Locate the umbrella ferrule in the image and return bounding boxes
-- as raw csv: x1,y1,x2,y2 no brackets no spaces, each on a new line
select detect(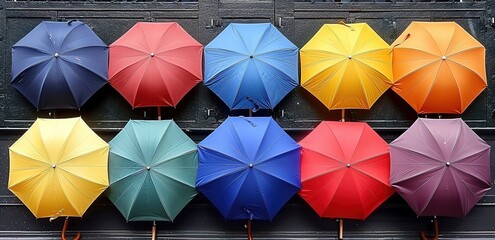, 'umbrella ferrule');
348,55,352,59
249,164,253,168
52,164,56,169
346,163,351,168
54,53,59,58
146,166,151,170
446,162,450,166
441,56,446,60
150,53,155,57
